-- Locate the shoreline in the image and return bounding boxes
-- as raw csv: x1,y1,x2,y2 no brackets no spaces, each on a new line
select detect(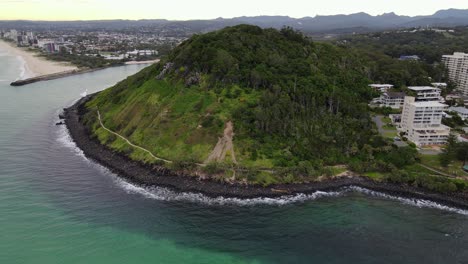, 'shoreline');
64,95,468,209
0,40,77,80
125,59,160,65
